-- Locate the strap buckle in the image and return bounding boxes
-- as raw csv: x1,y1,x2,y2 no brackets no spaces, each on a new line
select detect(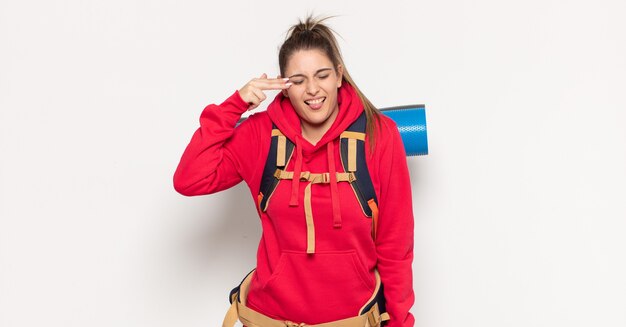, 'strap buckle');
348,172,357,183
366,303,383,327
299,171,311,181
322,172,330,183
